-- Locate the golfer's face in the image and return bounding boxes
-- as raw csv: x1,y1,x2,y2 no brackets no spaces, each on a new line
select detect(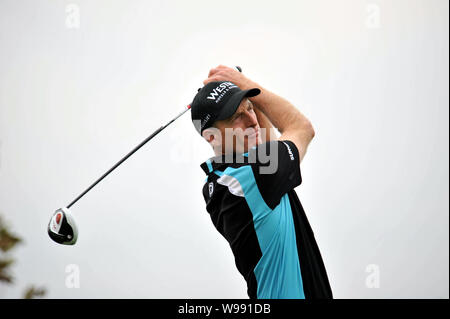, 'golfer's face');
218,99,262,154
